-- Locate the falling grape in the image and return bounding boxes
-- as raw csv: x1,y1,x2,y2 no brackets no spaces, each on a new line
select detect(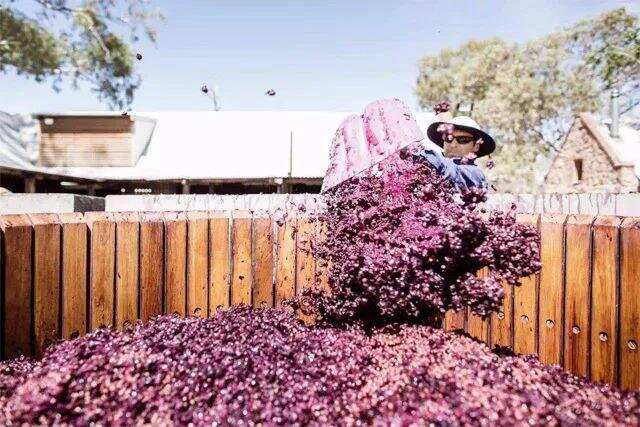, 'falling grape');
201,84,209,94
265,89,276,96
136,53,142,61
